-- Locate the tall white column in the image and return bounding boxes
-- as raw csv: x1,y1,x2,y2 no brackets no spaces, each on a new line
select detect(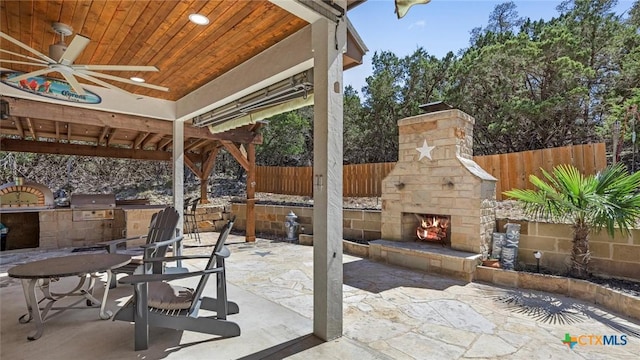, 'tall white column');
172,120,184,231
312,13,346,341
